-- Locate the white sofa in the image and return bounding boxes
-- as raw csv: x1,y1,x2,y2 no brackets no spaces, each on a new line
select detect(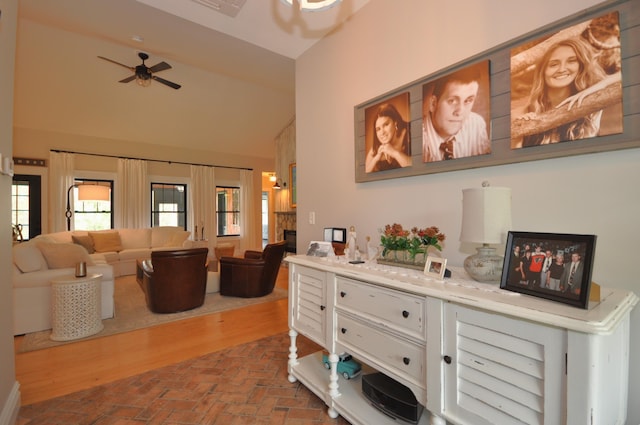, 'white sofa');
36,226,194,277
12,240,115,335
12,226,194,335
